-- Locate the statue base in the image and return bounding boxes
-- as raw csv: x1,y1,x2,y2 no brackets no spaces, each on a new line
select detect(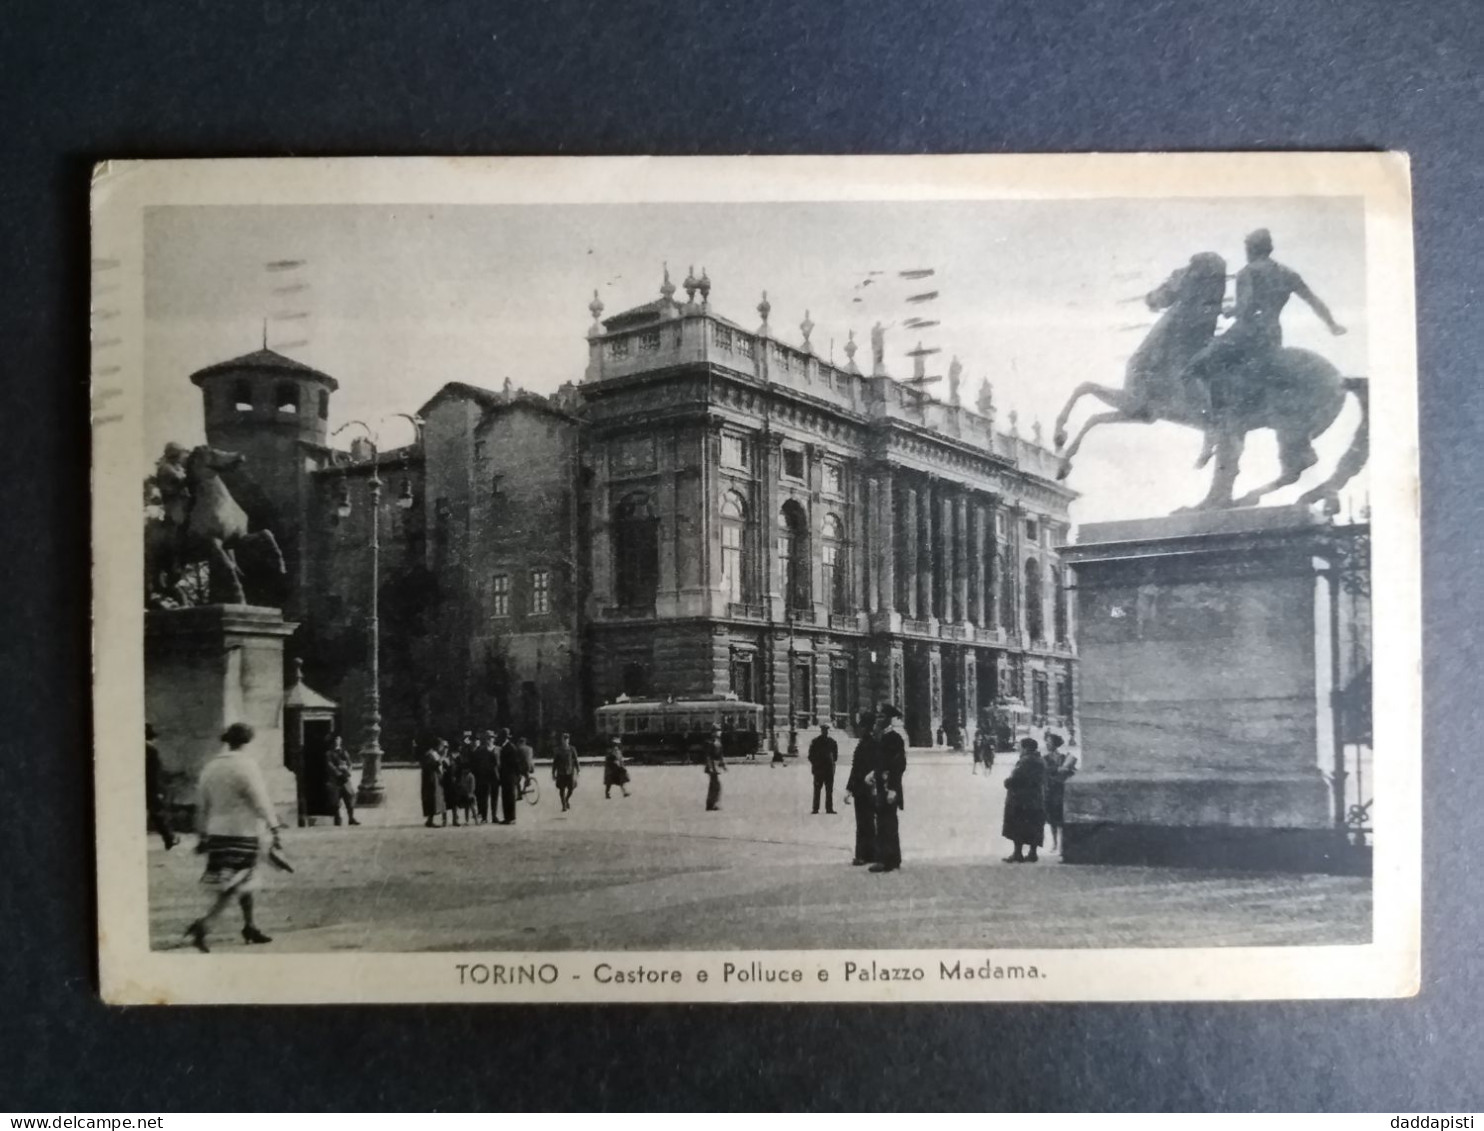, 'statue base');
1059,505,1361,874
146,604,298,820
